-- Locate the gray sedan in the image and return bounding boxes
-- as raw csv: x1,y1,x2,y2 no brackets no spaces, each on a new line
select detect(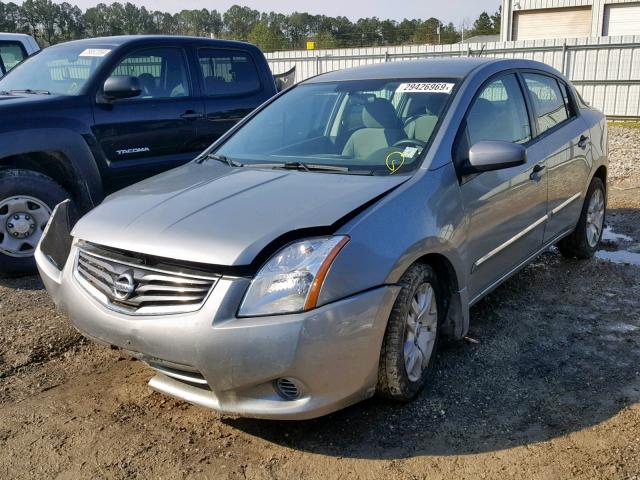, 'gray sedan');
36,58,608,419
